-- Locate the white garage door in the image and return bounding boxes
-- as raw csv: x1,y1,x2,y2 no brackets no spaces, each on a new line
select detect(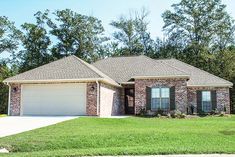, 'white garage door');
21,83,86,116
